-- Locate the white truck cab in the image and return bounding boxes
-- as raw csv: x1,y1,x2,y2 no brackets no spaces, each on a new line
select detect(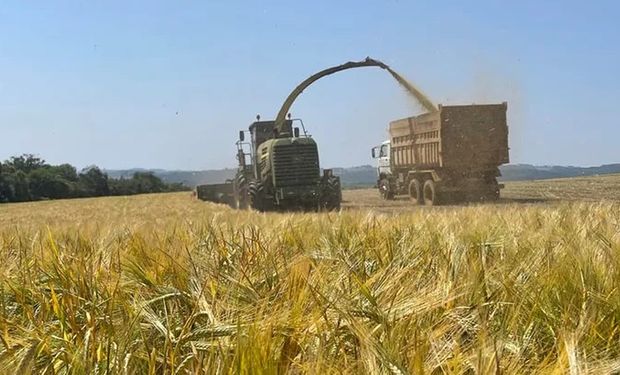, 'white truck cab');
371,140,393,198
371,140,391,176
